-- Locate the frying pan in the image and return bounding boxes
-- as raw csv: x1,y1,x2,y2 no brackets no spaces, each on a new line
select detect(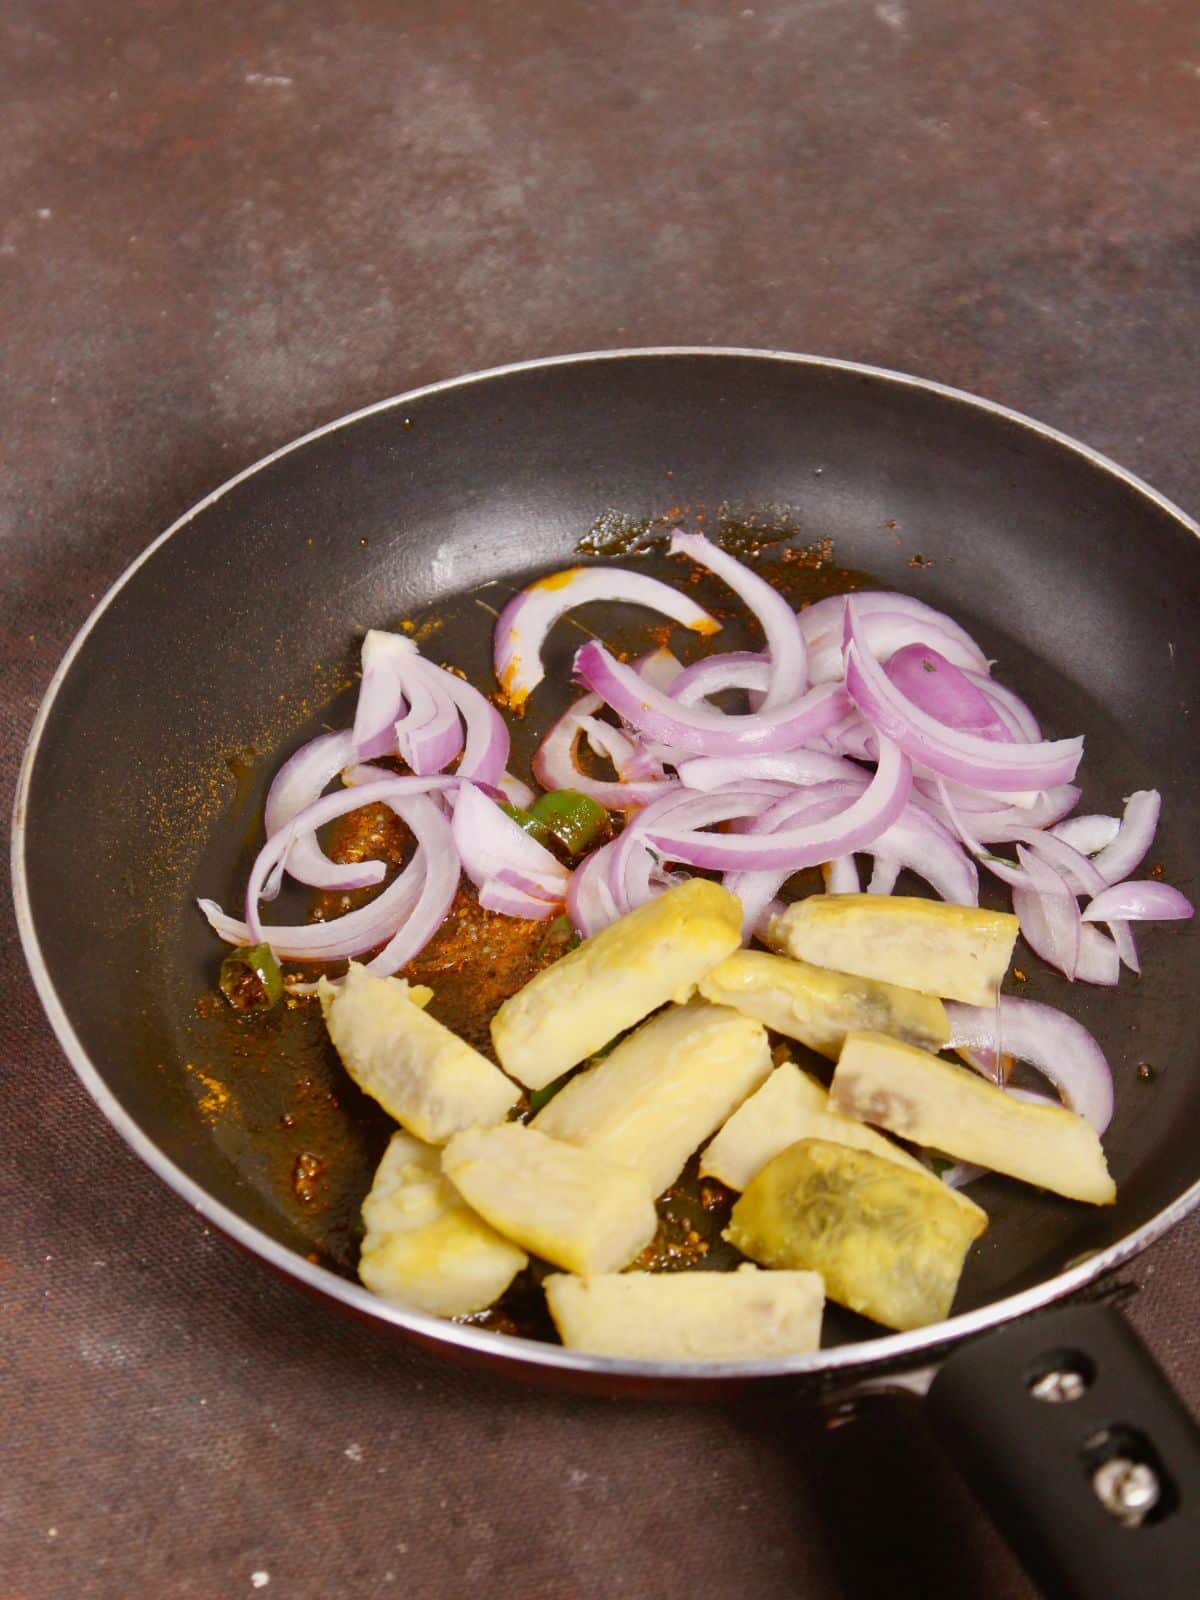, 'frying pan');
13,350,1200,1595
